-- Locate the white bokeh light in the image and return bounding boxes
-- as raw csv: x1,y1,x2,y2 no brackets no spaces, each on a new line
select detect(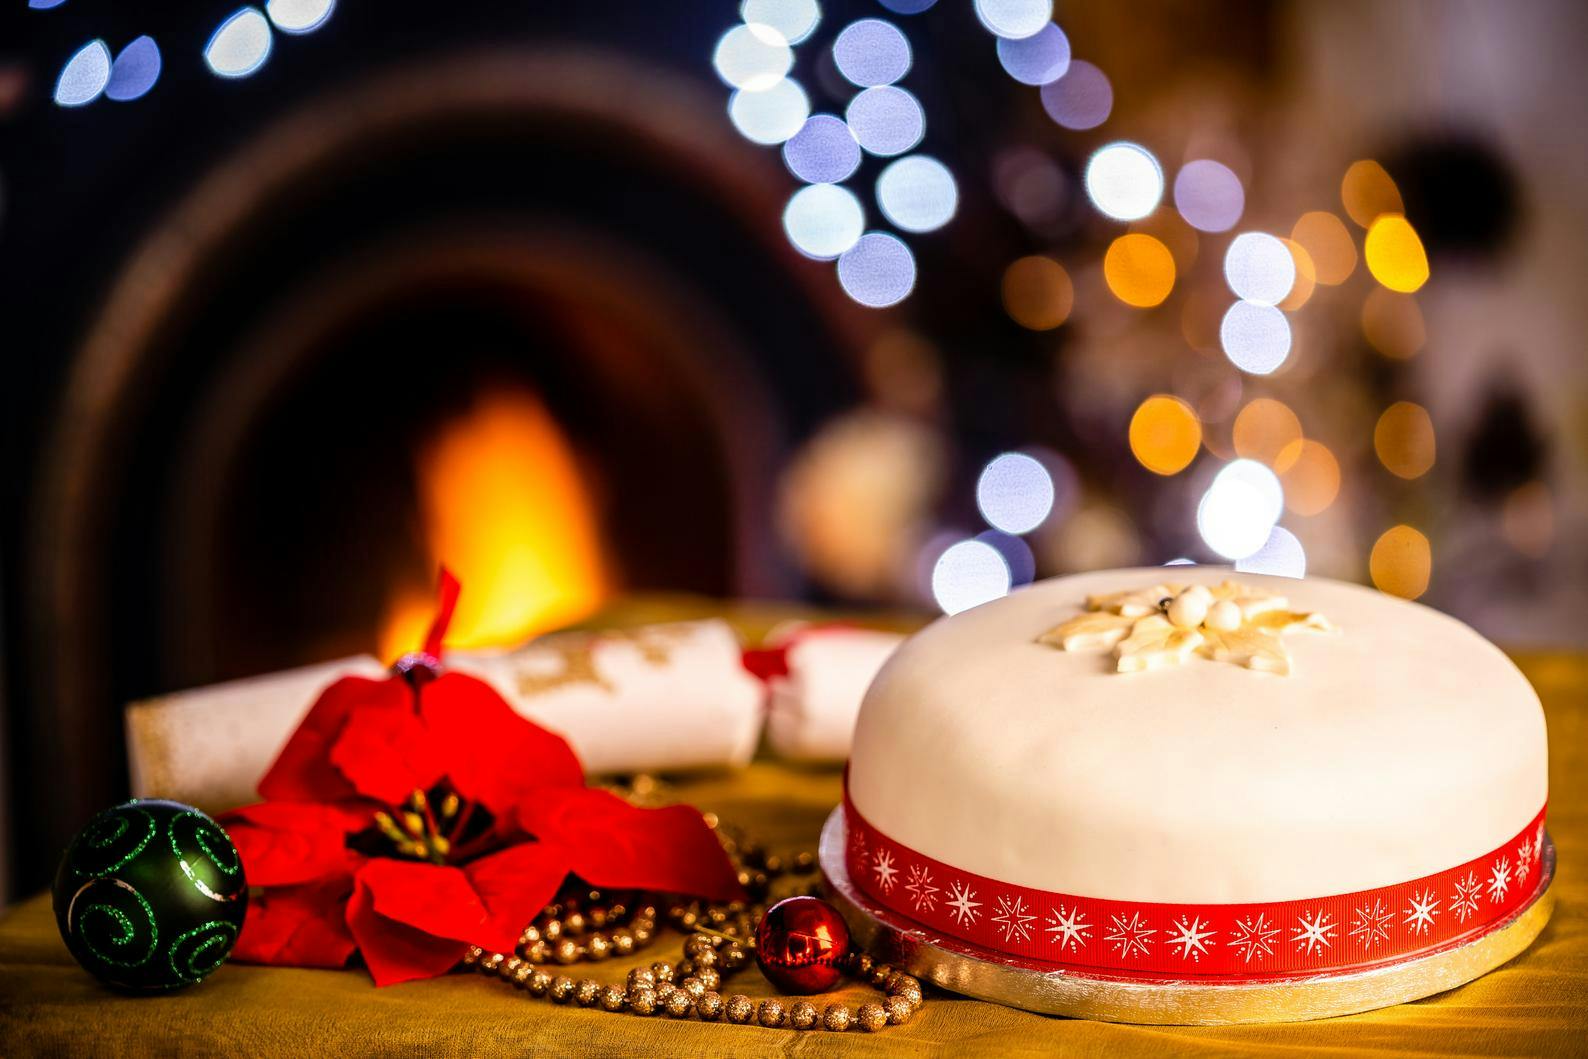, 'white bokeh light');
1197,459,1285,560
837,232,916,307
1083,142,1163,222
973,0,1053,40
1172,159,1244,233
728,78,809,144
932,539,1013,614
1235,525,1307,579
266,0,335,34
740,0,821,45
205,8,274,79
832,19,911,87
845,85,924,157
782,114,861,183
1220,300,1293,375
783,184,864,260
1224,232,1296,306
995,21,1070,85
976,453,1055,534
876,155,958,233
712,22,792,91
54,39,112,107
